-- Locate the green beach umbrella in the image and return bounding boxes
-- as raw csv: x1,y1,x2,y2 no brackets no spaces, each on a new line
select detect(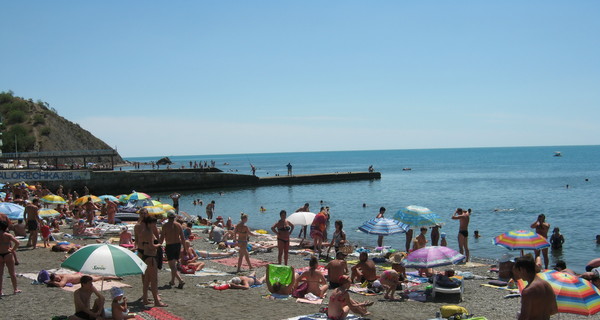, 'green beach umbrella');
61,244,147,277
